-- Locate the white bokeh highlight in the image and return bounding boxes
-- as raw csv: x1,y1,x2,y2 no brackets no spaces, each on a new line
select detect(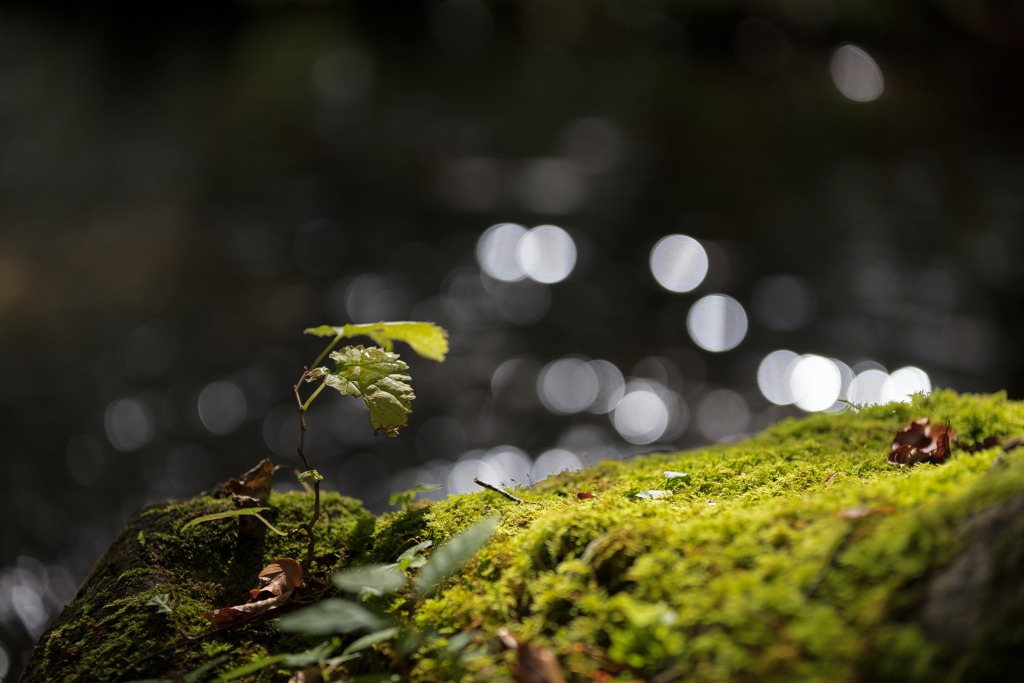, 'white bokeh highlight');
477,223,528,282
687,295,748,352
532,449,582,482
586,360,625,414
757,350,798,405
650,235,709,293
104,398,154,452
831,44,885,102
517,225,577,284
613,383,669,444
537,357,599,414
789,355,842,412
